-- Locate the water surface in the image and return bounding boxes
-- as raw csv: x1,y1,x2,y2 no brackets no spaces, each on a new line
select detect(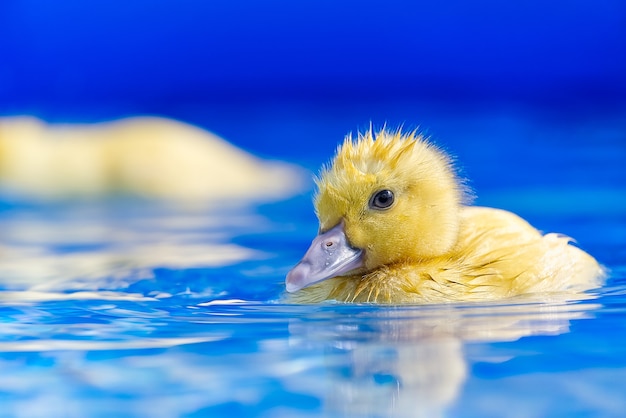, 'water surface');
0,193,624,418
